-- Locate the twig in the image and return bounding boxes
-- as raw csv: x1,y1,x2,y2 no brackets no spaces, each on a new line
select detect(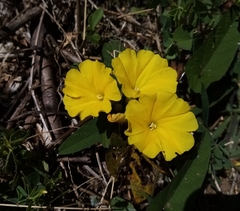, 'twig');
209,116,224,131
45,34,81,63
68,160,80,199
117,8,154,18
230,169,239,194
87,0,120,35
212,173,222,192
83,0,87,41
76,0,81,44
0,6,42,42
6,88,32,129
29,10,52,144
99,176,114,206
0,203,111,210
41,56,63,140
46,116,92,149
154,33,163,55
115,7,141,26
5,110,67,122
95,152,107,185
59,161,68,178
57,157,90,163
83,165,103,182
39,4,82,61
2,76,30,121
